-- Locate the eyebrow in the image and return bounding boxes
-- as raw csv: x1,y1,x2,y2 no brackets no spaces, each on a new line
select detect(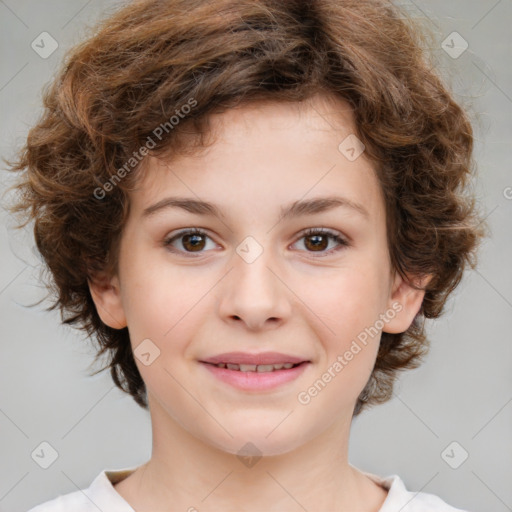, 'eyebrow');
142,195,369,221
